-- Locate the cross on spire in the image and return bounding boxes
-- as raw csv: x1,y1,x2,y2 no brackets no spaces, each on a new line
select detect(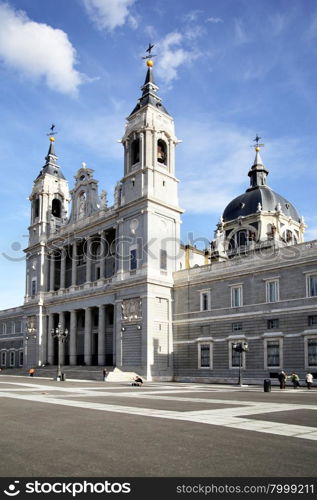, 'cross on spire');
142,43,156,60
47,123,58,140
252,134,264,151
